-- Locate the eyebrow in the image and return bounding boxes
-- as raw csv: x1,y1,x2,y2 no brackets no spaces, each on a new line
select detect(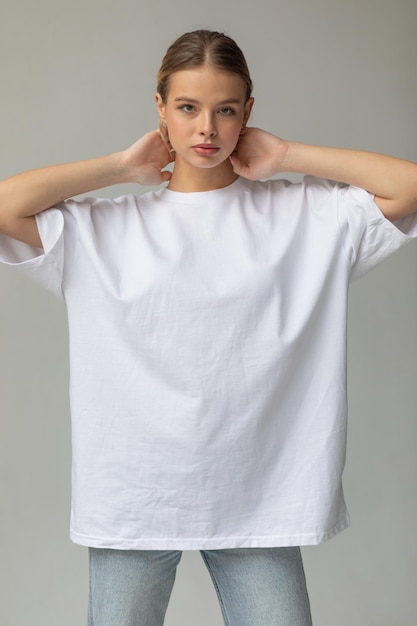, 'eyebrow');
174,97,242,105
